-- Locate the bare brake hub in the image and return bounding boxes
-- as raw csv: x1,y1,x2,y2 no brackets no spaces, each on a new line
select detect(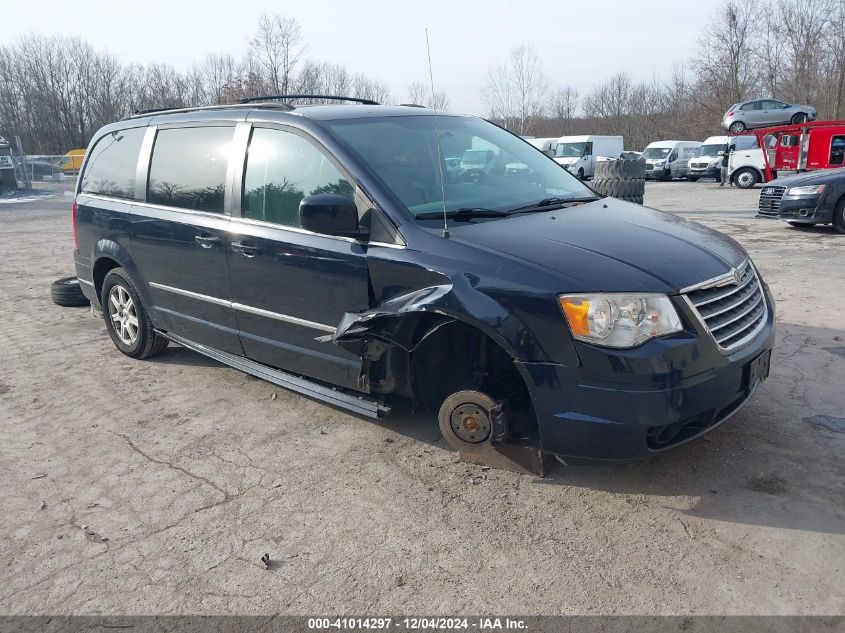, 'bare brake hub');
450,403,491,443
438,390,552,476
